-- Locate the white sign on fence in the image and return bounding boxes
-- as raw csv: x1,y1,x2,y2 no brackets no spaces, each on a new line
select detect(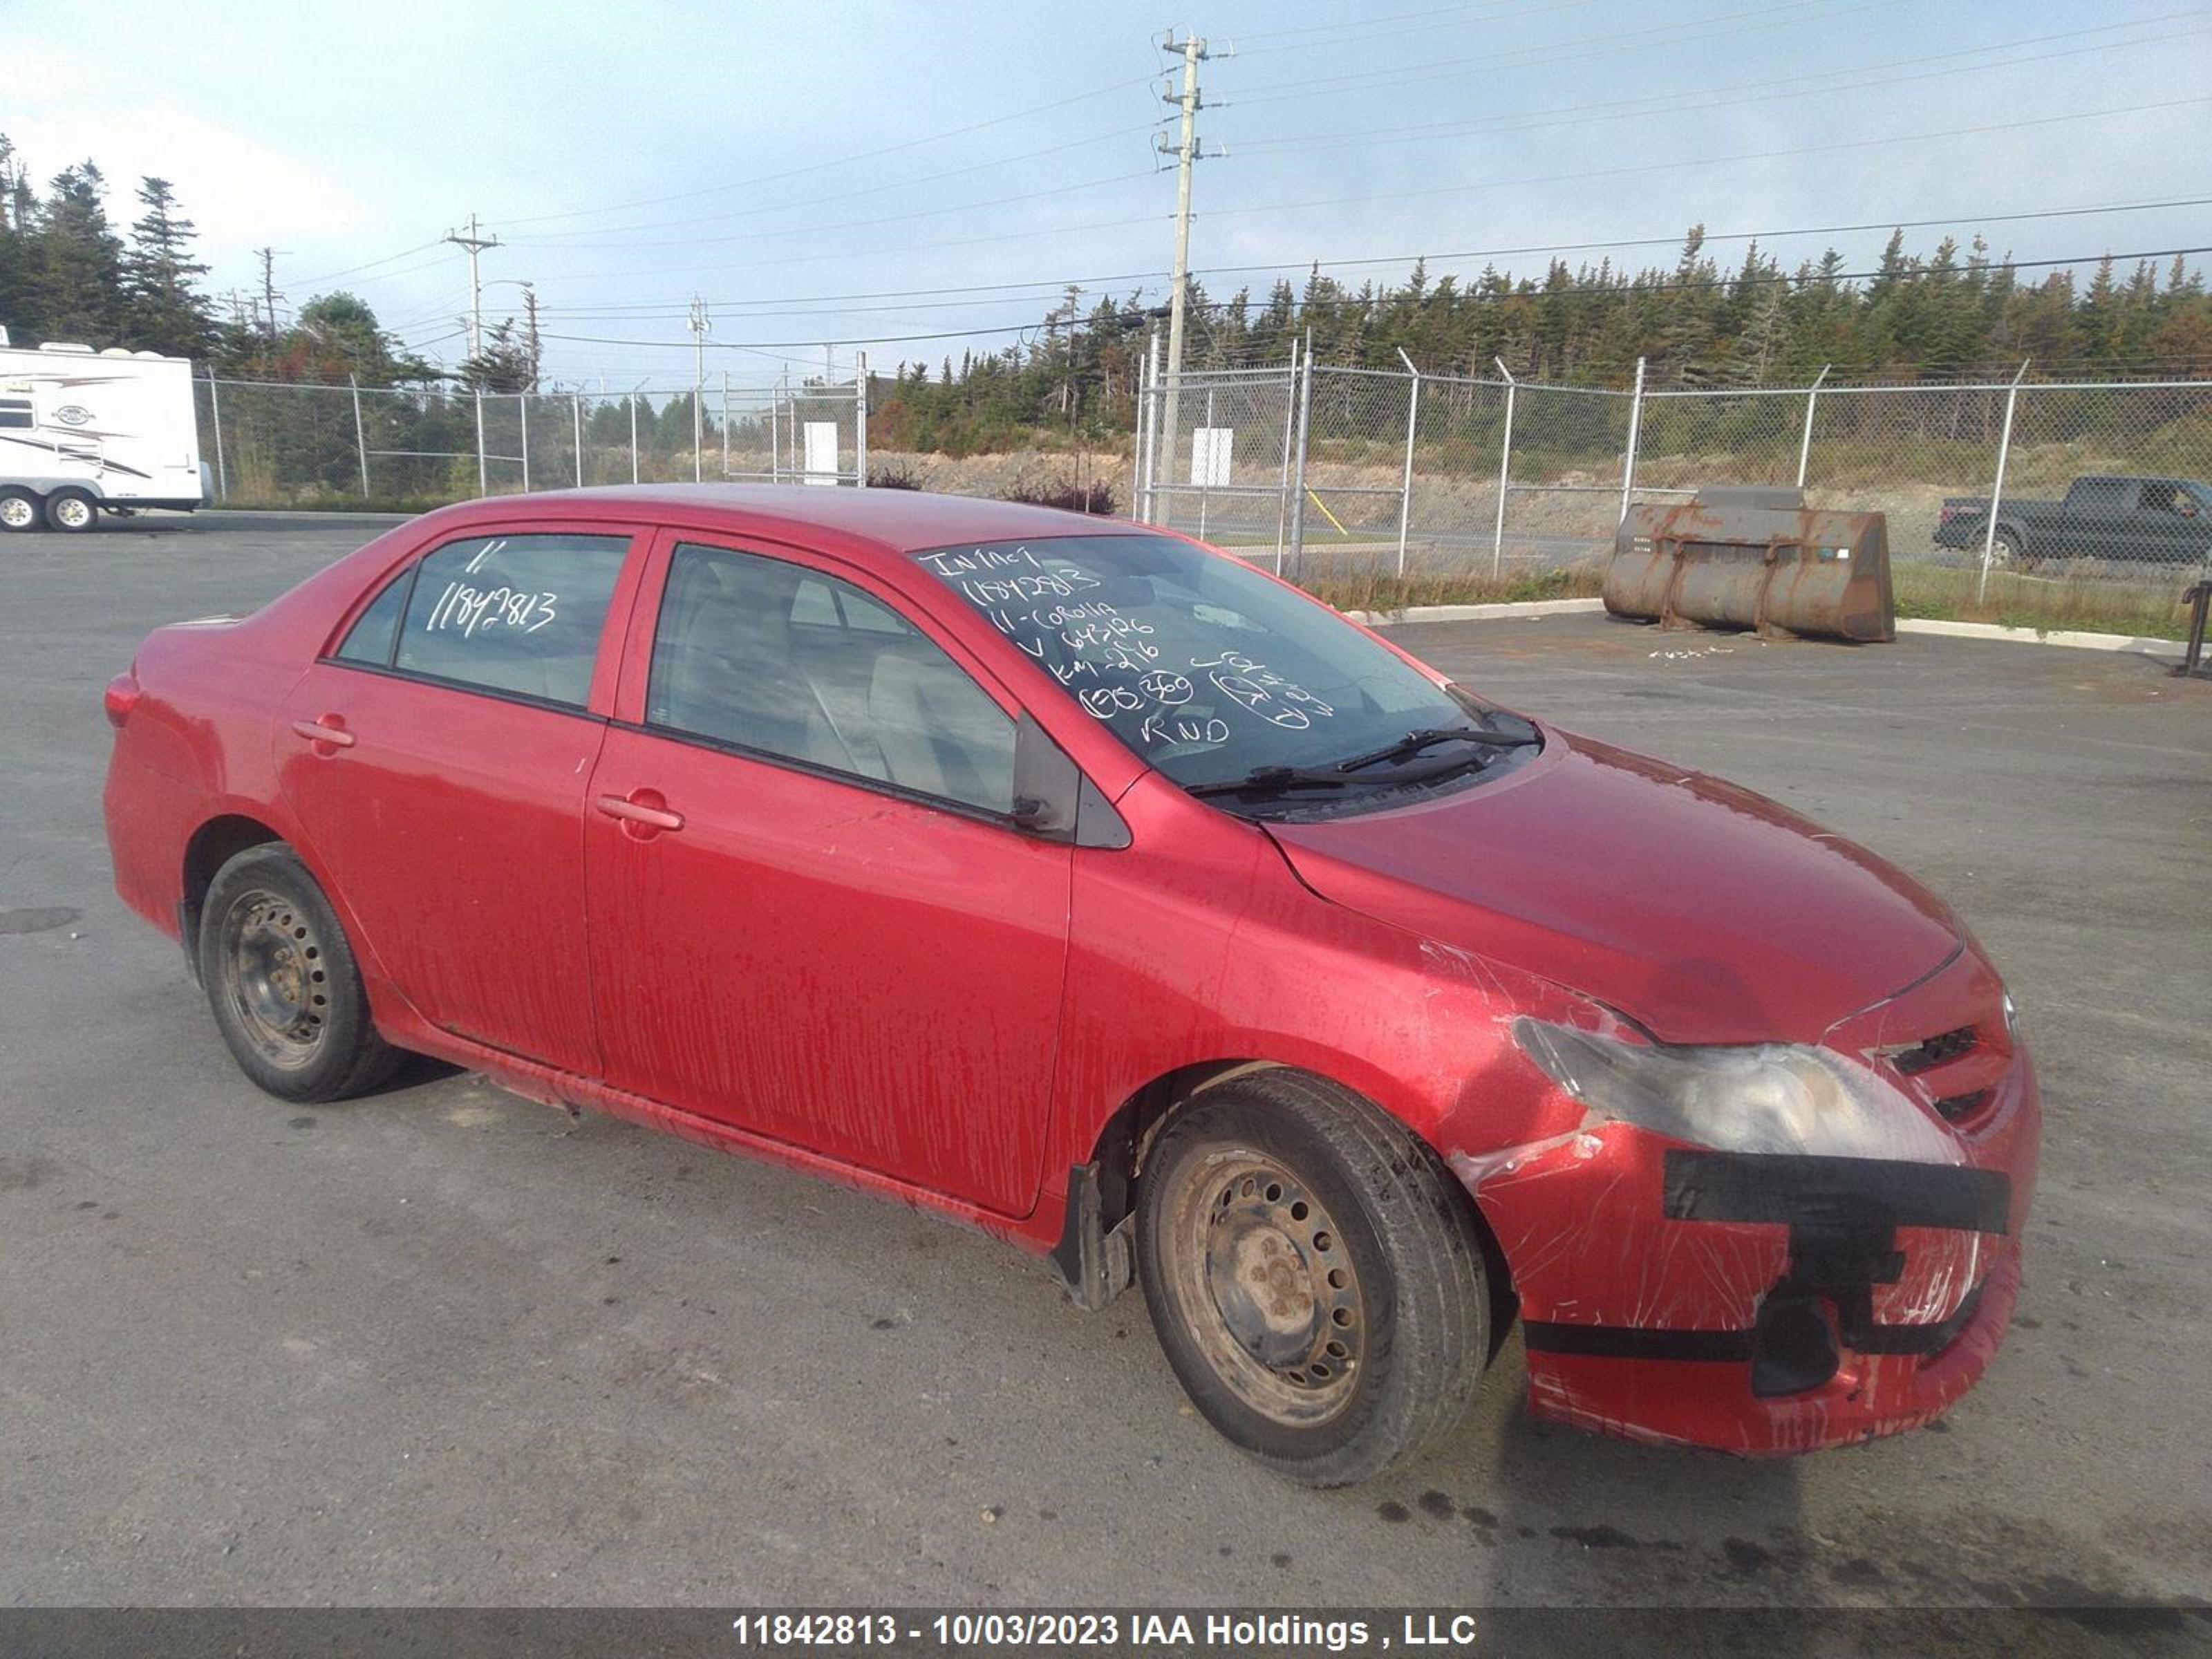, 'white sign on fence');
803,420,840,485
1190,427,1233,487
